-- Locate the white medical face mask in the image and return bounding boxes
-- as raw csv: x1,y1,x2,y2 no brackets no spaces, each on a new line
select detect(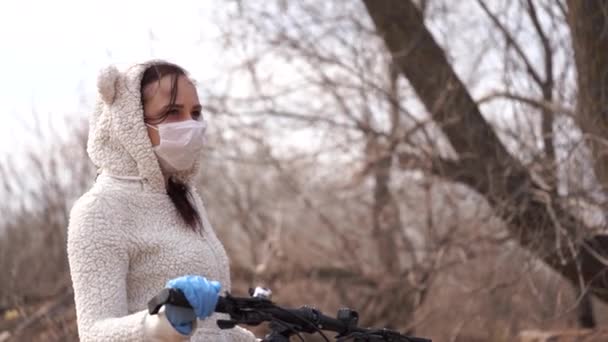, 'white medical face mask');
146,119,207,173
